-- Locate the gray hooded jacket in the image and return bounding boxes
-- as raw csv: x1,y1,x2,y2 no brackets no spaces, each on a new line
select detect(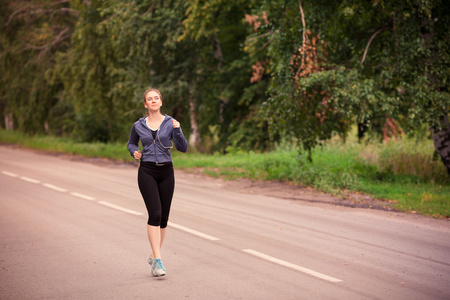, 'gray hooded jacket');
127,115,188,163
